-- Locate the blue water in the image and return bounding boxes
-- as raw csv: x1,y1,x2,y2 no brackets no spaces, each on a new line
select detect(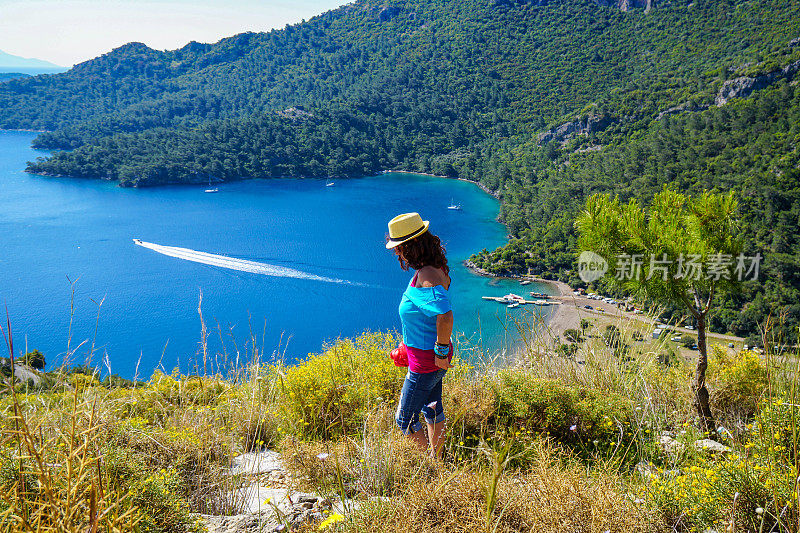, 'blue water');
0,131,555,378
